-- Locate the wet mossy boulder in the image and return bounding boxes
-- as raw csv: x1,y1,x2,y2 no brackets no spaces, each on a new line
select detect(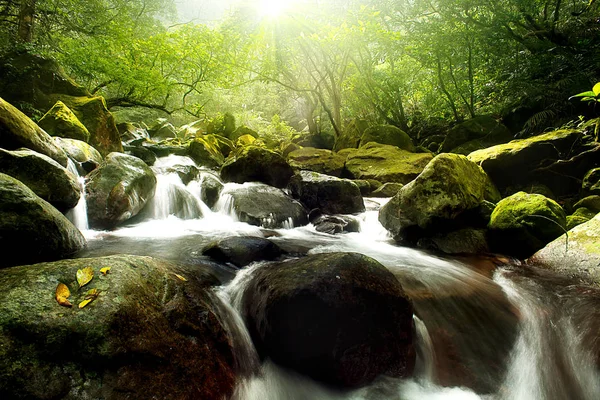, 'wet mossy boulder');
203,236,283,268
360,125,415,151
488,192,566,259
441,116,512,153
417,228,489,255
566,207,597,230
230,125,258,142
333,118,368,151
0,148,80,211
54,137,103,173
222,183,308,228
241,252,415,388
188,136,226,168
123,145,157,167
0,173,85,268
0,97,68,167
38,101,90,143
371,182,404,198
574,196,600,214
148,118,177,141
200,171,224,209
344,143,433,184
207,112,236,138
379,154,500,241
221,146,294,188
289,170,365,215
583,168,600,196
85,153,157,229
0,255,236,399
287,147,346,177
